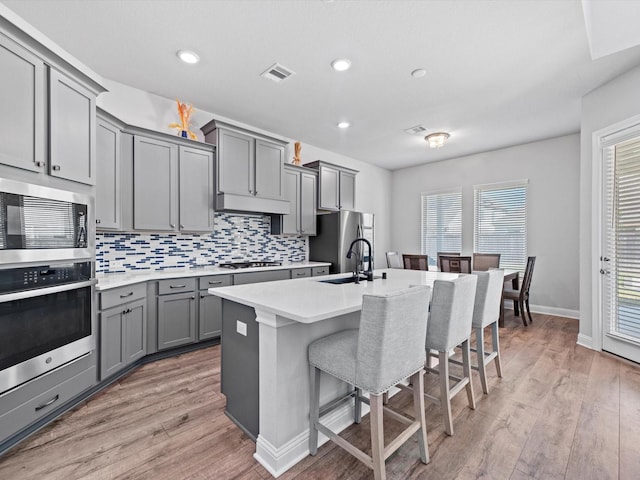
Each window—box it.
[421,191,462,268]
[474,181,528,271]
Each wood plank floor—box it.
[1,311,639,480]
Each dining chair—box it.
[403,254,429,271]
[439,255,472,273]
[386,251,404,269]
[472,253,501,271]
[437,252,460,271]
[423,275,478,435]
[504,256,536,326]
[308,286,431,479]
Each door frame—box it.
[591,112,640,353]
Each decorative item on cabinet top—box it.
[292,141,302,165]
[168,99,197,140]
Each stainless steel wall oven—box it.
[0,179,95,395]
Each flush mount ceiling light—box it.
[425,132,450,148]
[177,50,200,64]
[337,121,350,129]
[331,58,352,71]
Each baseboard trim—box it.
[577,333,594,350]
[503,303,579,319]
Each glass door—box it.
[601,134,640,363]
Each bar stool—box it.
[471,270,504,393]
[424,275,477,436]
[308,286,431,480]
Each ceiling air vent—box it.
[261,63,295,82]
[404,124,428,135]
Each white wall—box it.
[580,64,640,343]
[97,79,393,269]
[391,134,580,315]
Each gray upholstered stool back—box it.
[356,286,430,394]
[471,269,504,329]
[426,275,477,352]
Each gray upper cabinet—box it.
[49,69,96,185]
[217,129,253,196]
[179,146,214,232]
[133,136,178,231]
[0,35,45,173]
[96,116,121,229]
[255,139,284,200]
[304,160,358,212]
[201,120,289,215]
[272,164,317,235]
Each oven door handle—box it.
[0,278,98,303]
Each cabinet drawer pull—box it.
[52,165,61,171]
[169,285,186,289]
[208,281,223,285]
[119,291,134,298]
[35,394,59,411]
[296,272,306,276]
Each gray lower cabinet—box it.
[0,34,45,173]
[157,289,197,350]
[99,284,147,381]
[100,299,146,380]
[311,266,329,276]
[291,268,311,279]
[49,69,96,185]
[198,274,232,340]
[0,353,96,446]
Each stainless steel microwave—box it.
[0,179,93,264]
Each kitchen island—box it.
[209,268,460,477]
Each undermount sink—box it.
[319,275,381,284]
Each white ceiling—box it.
[3,0,640,171]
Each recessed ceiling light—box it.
[337,121,350,129]
[177,50,200,64]
[411,69,426,78]
[331,59,352,71]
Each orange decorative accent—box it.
[293,142,302,165]
[168,99,197,140]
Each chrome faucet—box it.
[346,237,374,283]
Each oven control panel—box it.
[0,261,92,294]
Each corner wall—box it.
[390,134,580,315]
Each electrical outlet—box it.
[110,260,125,271]
[236,320,247,336]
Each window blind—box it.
[473,181,527,271]
[605,137,640,340]
[421,191,462,267]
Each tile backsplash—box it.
[96,213,307,273]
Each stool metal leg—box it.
[411,371,430,464]
[370,393,386,480]
[491,321,503,378]
[309,365,321,455]
[476,326,489,394]
[462,339,476,410]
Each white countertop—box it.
[209,268,461,323]
[96,261,331,290]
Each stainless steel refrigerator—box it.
[309,210,374,274]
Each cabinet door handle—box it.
[35,161,45,167]
[254,190,258,196]
[170,224,176,228]
[208,280,223,285]
[122,308,132,314]
[52,165,61,171]
[190,296,195,300]
[96,219,102,224]
[35,394,59,411]
[170,284,186,289]
[200,294,206,298]
[119,292,134,298]
[180,224,185,229]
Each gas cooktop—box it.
[218,261,282,270]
